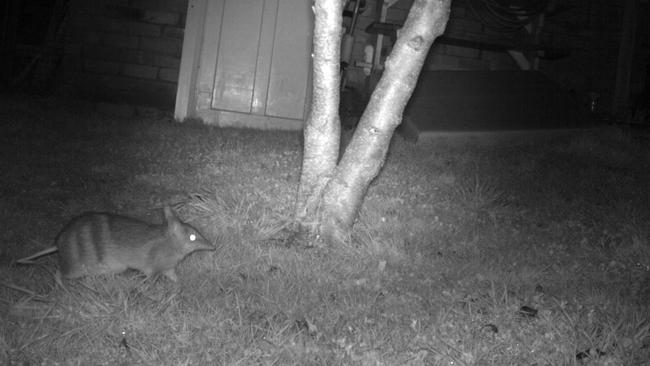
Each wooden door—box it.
[176,0,312,129]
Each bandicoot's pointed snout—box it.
[184,230,215,252]
[198,242,216,251]
[195,236,216,250]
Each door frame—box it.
[174,0,205,123]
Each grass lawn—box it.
[1,94,649,365]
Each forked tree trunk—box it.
[294,0,343,231]
[296,0,451,245]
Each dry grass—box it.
[1,94,649,365]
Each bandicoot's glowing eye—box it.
[189,234,196,241]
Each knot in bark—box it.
[408,36,424,51]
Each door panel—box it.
[211,0,264,113]
[251,0,278,115]
[266,0,312,119]
[198,0,312,124]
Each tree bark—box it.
[295,0,450,245]
[294,0,344,231]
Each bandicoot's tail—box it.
[16,247,58,264]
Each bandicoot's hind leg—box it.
[54,270,67,291]
[162,269,179,282]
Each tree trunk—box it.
[294,0,344,231]
[295,0,451,245]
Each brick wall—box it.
[63,0,188,109]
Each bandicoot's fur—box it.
[17,206,214,281]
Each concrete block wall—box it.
[62,0,188,109]
[344,0,516,82]
[347,0,628,77]
[427,0,517,71]
[538,0,631,112]
[60,0,645,115]
[345,0,643,113]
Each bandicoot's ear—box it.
[163,205,179,223]
[163,205,183,232]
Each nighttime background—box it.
[1,0,649,364]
